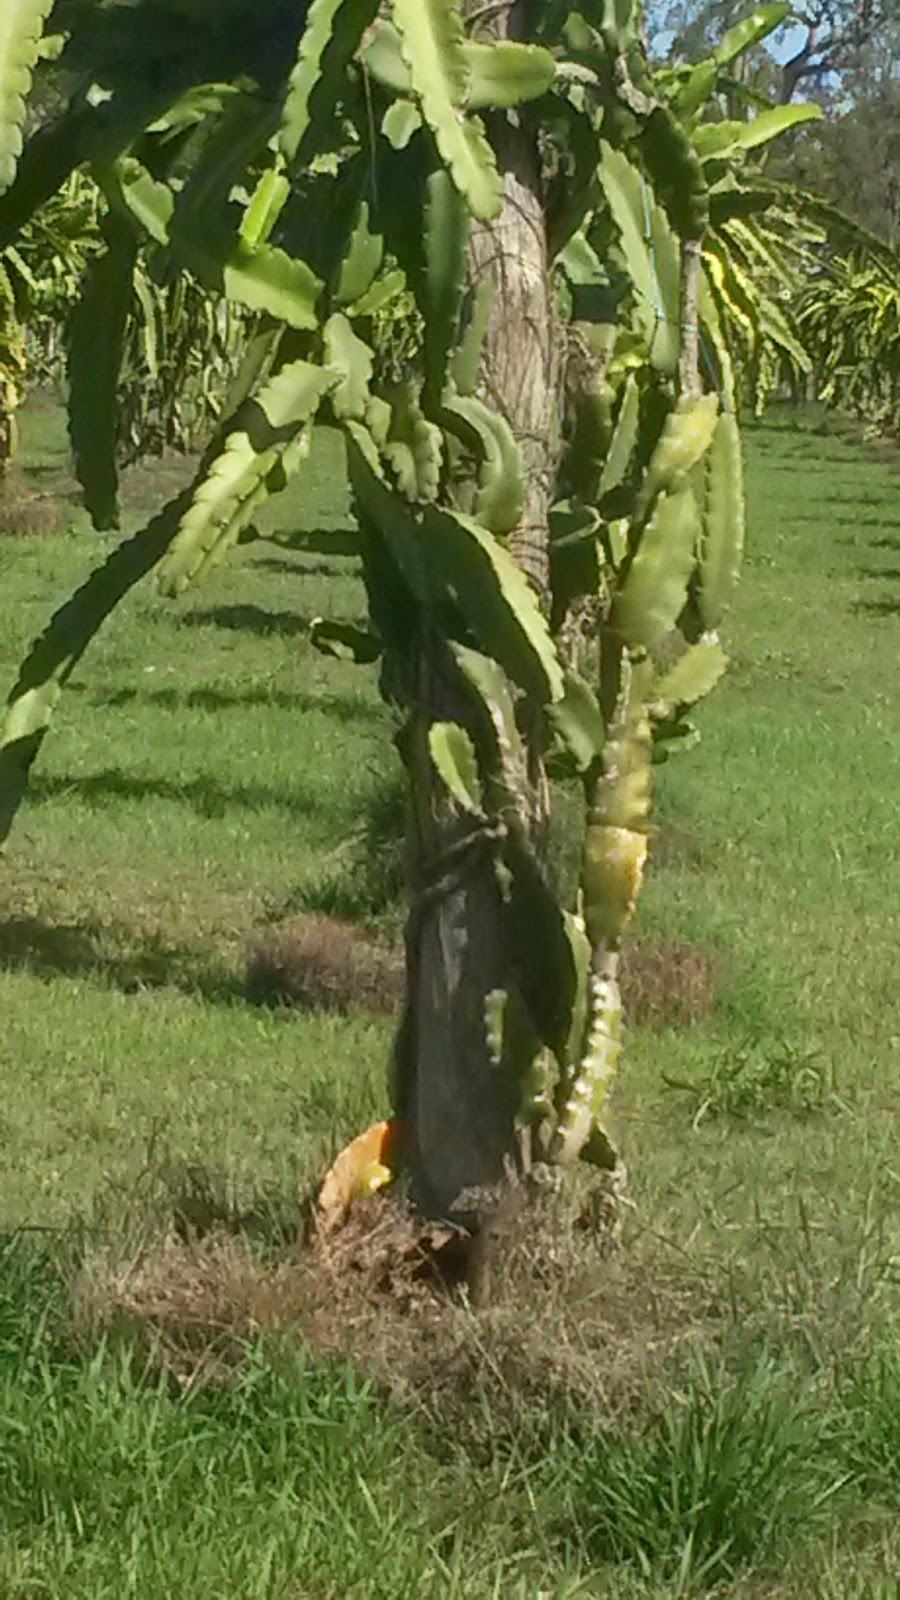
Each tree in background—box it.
[647,0,898,243]
[769,17,900,244]
[646,0,892,101]
[796,250,900,433]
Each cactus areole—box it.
[0,0,810,1243]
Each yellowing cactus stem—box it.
[582,658,652,950]
[582,823,648,952]
[0,265,24,475]
[552,657,654,1166]
[551,954,621,1167]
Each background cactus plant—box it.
[797,250,900,437]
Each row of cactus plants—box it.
[797,251,900,436]
[0,162,250,476]
[0,0,820,1226]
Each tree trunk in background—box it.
[0,283,24,477]
[402,0,558,1223]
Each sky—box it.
[647,9,809,65]
[769,22,811,64]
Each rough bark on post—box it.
[679,237,703,399]
[402,0,558,1228]
[466,2,558,604]
[399,637,521,1222]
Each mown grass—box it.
[0,400,898,1597]
[1,409,398,1220]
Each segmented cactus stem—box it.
[551,955,622,1166]
[550,658,654,1166]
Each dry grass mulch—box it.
[68,1174,726,1438]
[621,938,717,1027]
[246,913,716,1027]
[0,472,65,537]
[245,912,405,1013]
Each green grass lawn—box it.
[1,410,398,1219]
[0,401,898,1598]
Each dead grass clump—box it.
[68,1196,461,1392]
[621,938,716,1026]
[245,912,404,1013]
[0,474,65,537]
[312,1192,469,1311]
[68,1170,725,1438]
[305,1183,728,1437]
[71,1232,294,1383]
[651,819,705,870]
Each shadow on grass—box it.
[30,767,325,818]
[795,512,897,528]
[280,769,407,927]
[251,556,351,578]
[784,492,897,510]
[180,604,316,638]
[67,681,382,724]
[0,913,243,1005]
[18,461,75,491]
[854,599,900,617]
[751,406,900,464]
